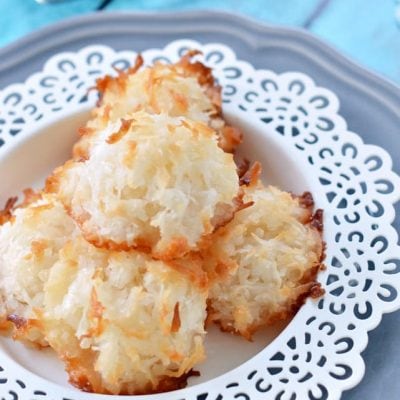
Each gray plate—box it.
[0,10,399,400]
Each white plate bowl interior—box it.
[0,105,316,390]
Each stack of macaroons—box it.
[0,52,324,395]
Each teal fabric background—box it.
[0,0,399,82]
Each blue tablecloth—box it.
[0,0,399,84]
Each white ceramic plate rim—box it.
[0,40,399,400]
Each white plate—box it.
[0,40,399,400]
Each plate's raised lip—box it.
[0,9,399,111]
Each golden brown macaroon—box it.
[49,112,240,260]
[204,174,324,340]
[73,51,242,159]
[0,194,77,345]
[42,236,207,395]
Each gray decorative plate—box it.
[0,11,399,400]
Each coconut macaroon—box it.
[0,193,77,345]
[49,112,240,260]
[42,236,207,395]
[205,170,324,339]
[0,194,208,394]
[73,51,242,159]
